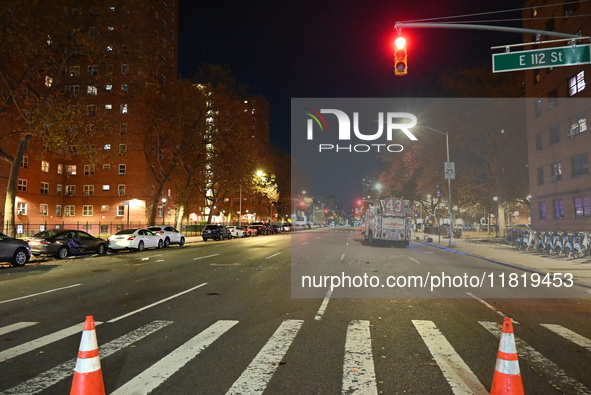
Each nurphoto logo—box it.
[304,107,418,153]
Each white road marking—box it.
[413,320,488,395]
[346,242,349,246]
[541,324,591,352]
[0,284,82,305]
[112,320,238,395]
[342,320,378,395]
[1,320,172,395]
[193,254,220,260]
[265,252,282,259]
[0,321,102,363]
[340,253,345,261]
[466,293,519,324]
[314,289,333,321]
[107,283,207,323]
[0,322,37,336]
[480,321,591,394]
[408,257,421,264]
[226,319,303,394]
[301,242,308,245]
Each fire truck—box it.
[363,197,412,246]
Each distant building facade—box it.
[524,0,591,231]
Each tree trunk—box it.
[2,135,30,237]
[175,203,185,230]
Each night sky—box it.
[178,1,523,153]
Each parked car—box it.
[241,226,253,237]
[250,222,271,235]
[147,225,186,247]
[282,223,293,232]
[226,226,245,238]
[26,229,107,259]
[246,226,258,236]
[0,232,31,267]
[202,225,231,241]
[108,228,164,251]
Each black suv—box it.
[201,225,231,241]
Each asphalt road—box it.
[1,228,590,394]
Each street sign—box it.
[444,162,455,180]
[492,44,591,73]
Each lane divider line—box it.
[342,320,378,395]
[540,324,591,352]
[113,320,238,395]
[265,252,282,260]
[0,284,82,305]
[0,322,38,336]
[314,289,333,321]
[413,320,488,395]
[2,320,172,395]
[480,321,591,394]
[193,254,220,260]
[466,292,520,324]
[226,320,303,394]
[107,283,207,323]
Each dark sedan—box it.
[26,229,107,259]
[0,232,31,267]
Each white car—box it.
[147,226,186,247]
[226,226,245,238]
[108,229,164,251]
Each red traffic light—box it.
[393,36,408,76]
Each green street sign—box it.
[492,44,591,73]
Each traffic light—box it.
[394,36,408,76]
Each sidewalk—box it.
[415,232,591,289]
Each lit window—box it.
[551,162,562,181]
[120,104,128,114]
[105,104,112,110]
[65,165,77,175]
[57,164,63,174]
[17,202,27,215]
[83,205,93,216]
[117,205,125,216]
[65,205,75,217]
[40,204,48,216]
[66,185,76,196]
[87,86,98,95]
[574,197,591,217]
[106,84,113,91]
[102,185,110,191]
[21,156,29,168]
[104,144,111,150]
[569,71,586,96]
[118,185,126,196]
[45,76,53,87]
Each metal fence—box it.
[3,221,207,239]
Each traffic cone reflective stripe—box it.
[490,318,524,395]
[70,316,105,395]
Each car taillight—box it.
[127,236,136,240]
[39,240,51,245]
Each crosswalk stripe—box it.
[1,320,172,395]
[226,319,303,395]
[0,321,103,363]
[342,320,378,395]
[112,320,238,395]
[479,321,591,395]
[0,322,38,336]
[413,320,488,395]
[540,324,591,352]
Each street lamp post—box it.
[422,126,453,247]
[161,198,167,225]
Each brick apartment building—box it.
[523,0,591,231]
[0,2,179,236]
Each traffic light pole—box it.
[394,22,582,41]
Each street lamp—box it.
[421,126,454,247]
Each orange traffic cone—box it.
[70,316,105,395]
[490,317,524,395]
